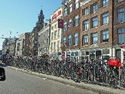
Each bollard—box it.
[119,66,121,88]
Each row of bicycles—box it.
[3,56,125,88]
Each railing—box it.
[3,56,125,89]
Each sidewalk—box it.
[3,64,125,94]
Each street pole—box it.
[61,0,66,60]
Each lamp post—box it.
[61,0,66,60]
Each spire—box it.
[38,8,44,23]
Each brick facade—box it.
[80,0,113,49]
[63,0,81,59]
[113,0,125,46]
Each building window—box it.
[83,35,88,45]
[82,7,89,16]
[118,28,125,44]
[101,30,109,43]
[101,0,108,7]
[118,0,123,2]
[55,31,57,38]
[64,7,67,17]
[91,3,98,14]
[63,21,67,31]
[58,29,60,37]
[118,7,125,23]
[54,42,56,51]
[68,0,71,2]
[83,20,89,31]
[63,36,66,44]
[92,33,98,44]
[68,4,72,14]
[74,15,79,27]
[68,18,72,29]
[74,32,78,46]
[74,0,79,10]
[68,34,72,46]
[91,16,98,28]
[101,12,109,25]
[51,32,53,39]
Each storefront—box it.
[81,47,111,61]
[81,46,125,64]
[65,49,80,61]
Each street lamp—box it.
[61,0,66,60]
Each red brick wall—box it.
[113,0,125,46]
[80,0,113,49]
[63,0,80,49]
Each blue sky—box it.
[0,0,62,50]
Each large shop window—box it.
[82,51,86,55]
[67,51,70,56]
[116,49,121,60]
[102,49,109,54]
[86,51,89,55]
[90,51,95,60]
[96,50,101,60]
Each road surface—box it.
[0,64,97,94]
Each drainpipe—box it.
[111,0,115,58]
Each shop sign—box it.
[52,10,61,21]
[58,19,63,28]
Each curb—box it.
[5,65,125,94]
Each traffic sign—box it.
[61,46,65,51]
[62,52,65,56]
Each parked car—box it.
[0,67,6,81]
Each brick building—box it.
[113,0,125,63]
[62,0,81,59]
[80,0,114,60]
[61,0,125,63]
[80,0,125,63]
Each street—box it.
[0,65,97,94]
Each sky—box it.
[0,0,62,50]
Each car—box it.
[0,67,6,81]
